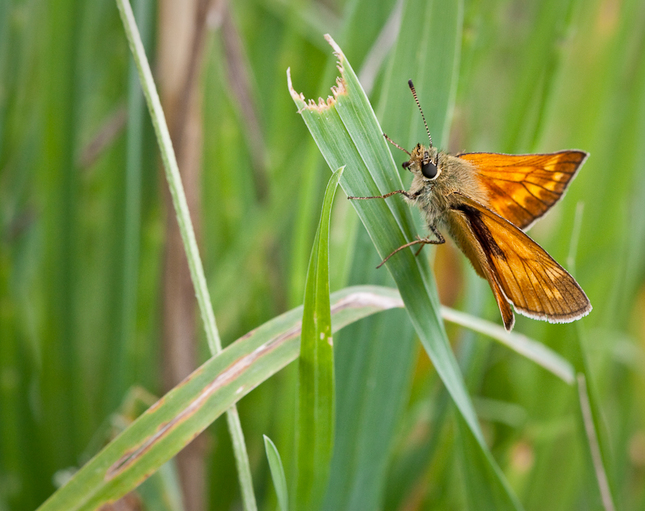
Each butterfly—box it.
[349,80,591,331]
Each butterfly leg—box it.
[414,224,445,256]
[348,190,421,201]
[377,227,445,268]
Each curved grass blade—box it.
[440,306,574,384]
[288,35,522,510]
[295,167,343,509]
[264,435,289,511]
[35,286,403,511]
[568,205,617,510]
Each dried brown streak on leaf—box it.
[331,291,404,314]
[107,448,140,479]
[263,323,302,348]
[171,365,206,393]
[147,397,166,414]
[238,326,259,343]
[106,289,403,480]
[105,325,302,480]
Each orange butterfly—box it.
[350,80,591,331]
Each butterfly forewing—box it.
[450,194,591,327]
[457,151,588,230]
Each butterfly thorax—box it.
[403,145,488,229]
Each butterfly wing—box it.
[447,193,591,330]
[457,150,588,230]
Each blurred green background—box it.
[1,0,645,509]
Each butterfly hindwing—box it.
[449,193,591,329]
[457,150,588,230]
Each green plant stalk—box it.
[114,1,256,509]
[567,204,617,509]
[577,374,616,511]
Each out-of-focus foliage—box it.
[1,0,644,509]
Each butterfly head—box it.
[403,143,442,181]
[402,80,442,181]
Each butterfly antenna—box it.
[408,80,433,147]
[383,133,411,155]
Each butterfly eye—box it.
[421,160,438,179]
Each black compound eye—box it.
[421,160,438,179]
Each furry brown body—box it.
[403,144,491,281]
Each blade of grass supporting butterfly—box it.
[321,4,465,508]
[375,3,519,506]
[288,35,522,510]
[456,411,517,511]
[36,285,404,511]
[264,435,289,511]
[294,167,343,510]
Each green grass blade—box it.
[136,461,185,511]
[295,166,343,510]
[35,286,403,511]
[114,1,257,507]
[321,5,464,507]
[567,198,617,508]
[577,374,616,511]
[457,413,516,510]
[288,35,522,510]
[322,227,416,511]
[264,435,289,511]
[378,0,463,149]
[500,0,582,153]
[115,0,219,357]
[107,0,152,416]
[440,306,574,384]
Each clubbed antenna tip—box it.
[407,79,433,147]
